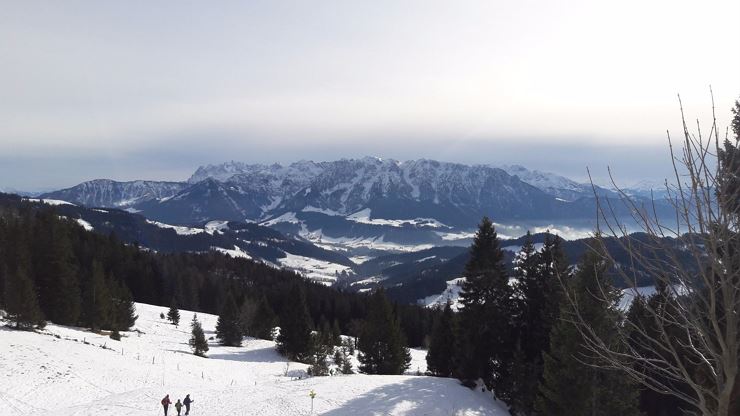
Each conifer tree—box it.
[42,223,81,325]
[455,217,514,391]
[252,294,278,340]
[277,285,313,361]
[357,288,411,375]
[627,287,691,415]
[216,291,242,346]
[307,331,332,376]
[3,266,44,330]
[82,261,112,331]
[238,296,257,336]
[167,297,180,326]
[426,302,456,377]
[508,233,569,414]
[189,314,209,357]
[331,319,342,346]
[109,277,137,331]
[535,248,641,416]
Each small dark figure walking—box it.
[175,399,183,416]
[183,394,193,415]
[161,394,172,416]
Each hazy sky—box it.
[1,0,738,191]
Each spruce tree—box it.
[455,217,514,392]
[426,302,456,377]
[307,332,332,376]
[109,277,137,331]
[216,291,242,347]
[252,295,278,340]
[189,314,209,357]
[167,297,180,326]
[42,223,81,325]
[82,261,112,331]
[535,248,641,416]
[357,288,411,375]
[508,232,569,414]
[627,287,691,415]
[277,284,313,361]
[3,266,44,330]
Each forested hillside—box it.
[0,194,437,347]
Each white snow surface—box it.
[25,198,75,206]
[278,253,353,285]
[420,278,466,311]
[346,208,448,229]
[211,245,252,260]
[0,303,510,416]
[75,218,94,231]
[147,220,206,236]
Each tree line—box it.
[0,198,434,374]
[426,217,688,415]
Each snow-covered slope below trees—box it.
[0,303,510,416]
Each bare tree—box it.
[567,93,740,416]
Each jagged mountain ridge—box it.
[41,158,662,230]
[42,179,187,209]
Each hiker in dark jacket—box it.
[161,395,172,416]
[183,394,193,415]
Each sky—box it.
[1,0,739,191]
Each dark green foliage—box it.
[277,285,313,361]
[507,233,569,414]
[3,266,44,330]
[109,330,121,341]
[189,314,209,357]
[627,287,694,415]
[252,295,278,340]
[333,347,353,374]
[455,217,514,392]
[167,298,180,326]
[535,247,641,416]
[357,289,411,375]
[216,292,242,347]
[0,195,434,361]
[81,261,111,331]
[331,320,342,346]
[40,221,82,326]
[109,278,137,331]
[426,302,456,377]
[307,332,332,376]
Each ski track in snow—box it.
[0,303,510,416]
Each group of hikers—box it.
[161,394,194,416]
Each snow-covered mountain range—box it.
[42,158,636,223]
[39,158,672,260]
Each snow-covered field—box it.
[0,303,510,416]
[420,278,466,311]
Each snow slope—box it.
[0,303,510,416]
[420,278,466,311]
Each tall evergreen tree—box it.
[41,222,81,325]
[82,261,112,331]
[167,297,180,326]
[189,314,209,357]
[3,266,44,330]
[109,277,137,331]
[508,233,569,414]
[277,284,313,361]
[216,291,242,346]
[455,217,514,392]
[357,288,411,375]
[426,302,456,377]
[627,286,693,416]
[535,248,641,416]
[252,295,278,340]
